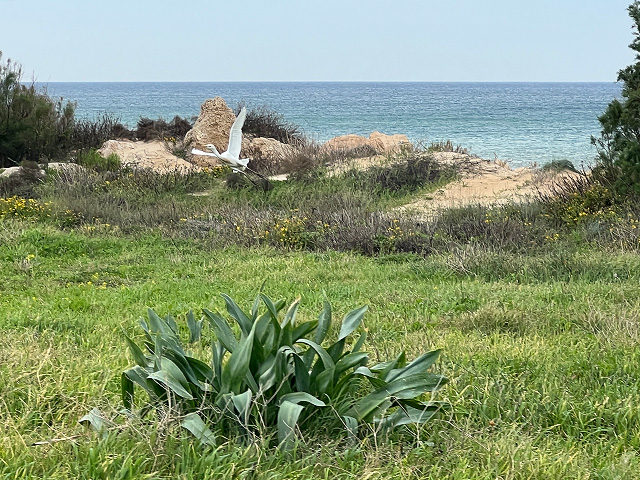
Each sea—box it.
[41,82,622,168]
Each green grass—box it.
[2,218,640,479]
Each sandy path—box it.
[396,152,582,218]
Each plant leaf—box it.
[203,309,239,353]
[280,392,326,407]
[231,390,253,426]
[181,412,216,446]
[338,305,368,341]
[385,349,442,383]
[148,357,194,400]
[297,339,335,369]
[221,293,252,336]
[278,400,304,451]
[124,333,148,367]
[121,372,135,410]
[79,407,112,432]
[221,322,256,393]
[282,297,301,328]
[186,310,202,344]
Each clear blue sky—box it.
[0,0,635,82]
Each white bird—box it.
[191,107,250,172]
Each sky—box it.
[0,0,636,82]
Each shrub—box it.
[135,116,192,141]
[235,103,303,145]
[592,1,640,197]
[425,140,468,154]
[341,153,457,194]
[0,52,75,167]
[69,114,132,151]
[117,292,447,450]
[75,149,121,173]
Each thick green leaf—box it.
[291,320,317,343]
[282,297,301,329]
[335,352,369,377]
[293,355,310,393]
[378,403,443,432]
[314,367,336,397]
[231,390,253,425]
[203,309,239,353]
[181,413,216,446]
[352,331,367,353]
[258,346,295,392]
[186,310,202,344]
[385,349,442,383]
[338,305,368,341]
[280,392,326,407]
[121,373,135,410]
[313,297,332,345]
[260,293,280,321]
[123,365,159,399]
[373,352,407,381]
[79,408,112,432]
[297,339,335,369]
[278,400,304,451]
[221,293,252,336]
[221,322,256,393]
[148,357,194,400]
[124,333,148,368]
[185,356,214,384]
[342,415,358,442]
[347,373,447,422]
[147,308,170,335]
[164,314,178,334]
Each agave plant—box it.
[120,292,447,450]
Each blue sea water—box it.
[42,82,621,168]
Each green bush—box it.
[117,292,447,450]
[75,149,121,172]
[592,1,640,197]
[0,53,76,167]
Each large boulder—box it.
[98,139,200,174]
[248,137,296,161]
[184,97,237,154]
[323,134,371,152]
[368,131,411,153]
[323,132,412,155]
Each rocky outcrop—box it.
[323,131,411,154]
[247,137,296,162]
[184,97,237,154]
[323,134,371,152]
[0,166,45,179]
[98,139,200,173]
[369,131,412,153]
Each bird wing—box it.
[191,148,218,157]
[226,107,246,159]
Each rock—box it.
[97,139,200,174]
[323,134,370,152]
[323,132,412,154]
[184,97,237,154]
[248,137,295,162]
[0,166,45,179]
[368,131,411,153]
[0,166,23,178]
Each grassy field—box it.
[2,214,640,478]
[2,152,640,478]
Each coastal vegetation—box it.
[3,2,640,478]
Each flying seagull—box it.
[191,107,250,172]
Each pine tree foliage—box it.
[593,1,640,196]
